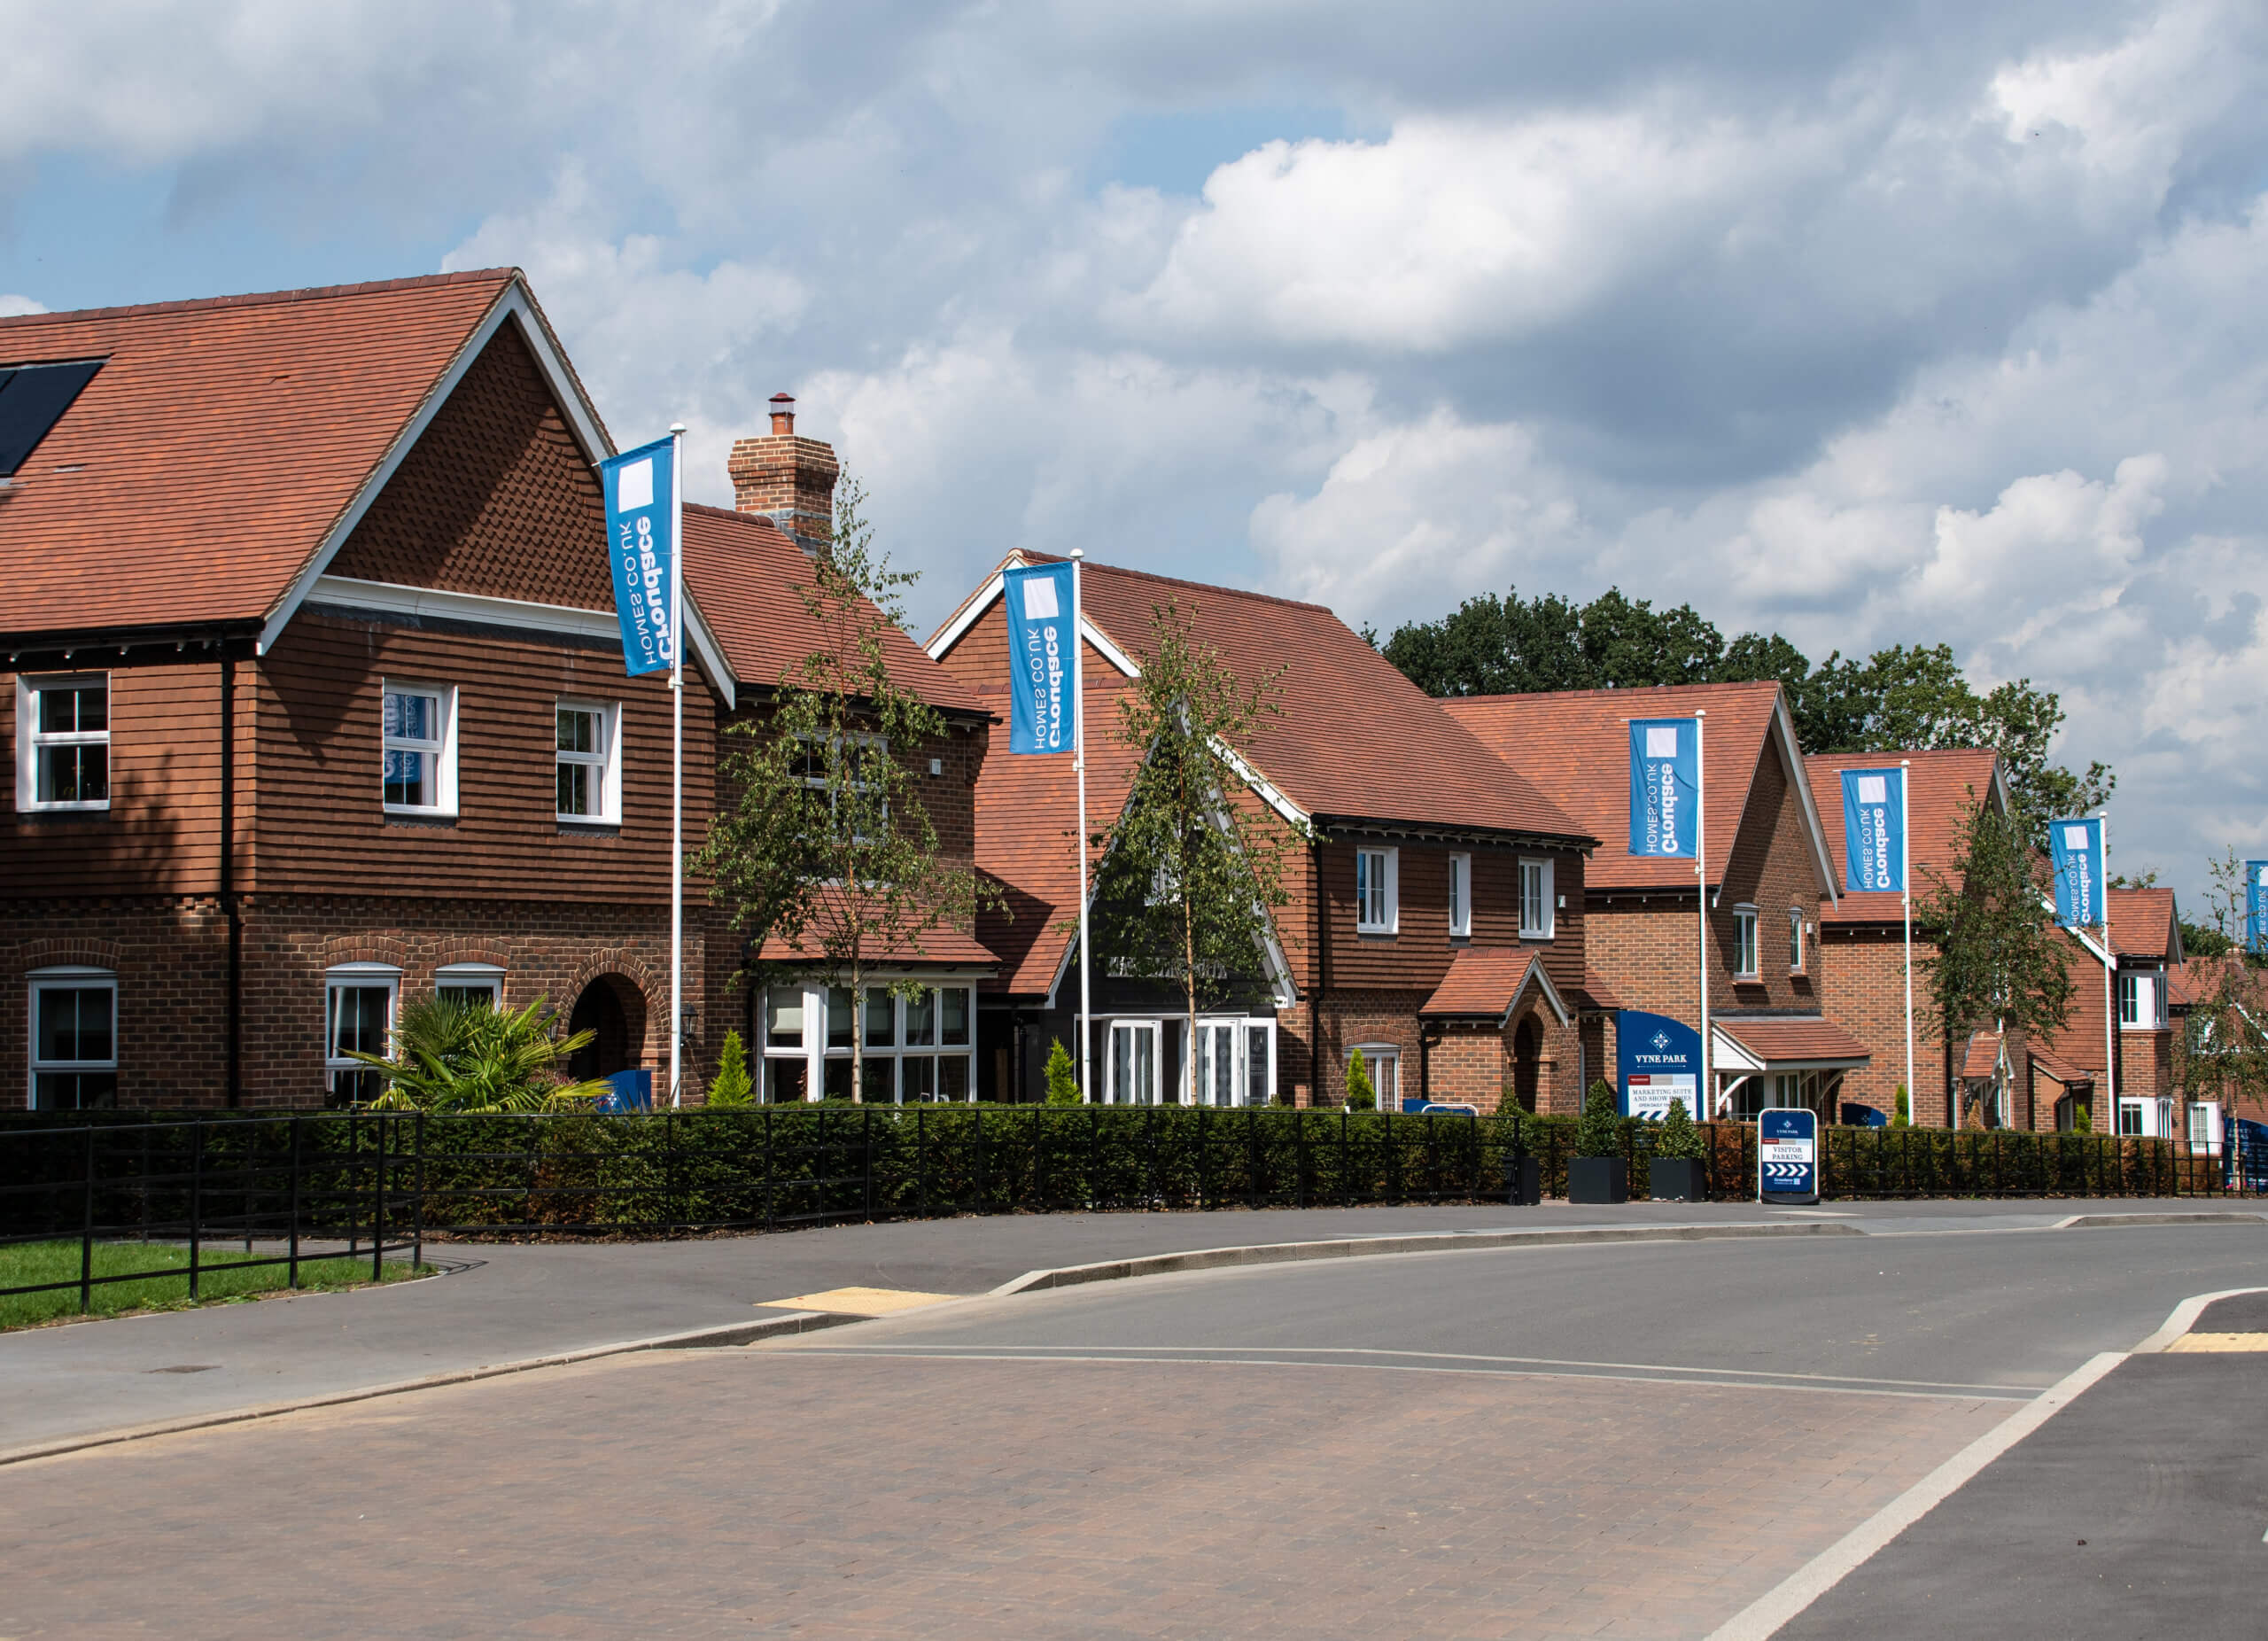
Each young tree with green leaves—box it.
[696,478,998,1103]
[1088,601,1306,1103]
[1916,797,2075,1126]
[1044,1039,1080,1105]
[707,1029,754,1108]
[2170,850,2268,1118]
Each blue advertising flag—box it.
[2048,817,2105,929]
[2247,860,2268,955]
[1627,718,1699,859]
[1840,767,1907,894]
[1003,563,1077,754]
[601,435,676,677]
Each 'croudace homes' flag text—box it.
[2049,817,2105,929]
[1840,767,1907,894]
[1003,562,1077,754]
[602,435,676,677]
[2248,860,2268,955]
[1627,718,1699,859]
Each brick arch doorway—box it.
[568,974,647,1081]
[1511,1016,1542,1114]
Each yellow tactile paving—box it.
[2165,1332,2268,1353]
[757,1287,961,1317]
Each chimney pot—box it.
[769,393,796,436]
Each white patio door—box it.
[1191,1022,1240,1106]
[1108,1021,1159,1105]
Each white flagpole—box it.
[1901,760,1913,1126]
[668,424,686,1108]
[2101,811,2115,1132]
[1696,712,1711,1120]
[1070,549,1092,1104]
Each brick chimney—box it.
[727,393,840,556]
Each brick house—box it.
[1803,748,2008,1126]
[0,270,757,1108]
[1447,682,1866,1121]
[2032,888,2185,1137]
[692,401,997,1106]
[925,556,1606,1112]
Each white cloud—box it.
[0,293,43,316]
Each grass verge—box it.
[0,1240,426,1331]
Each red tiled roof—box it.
[1009,556,1589,843]
[0,271,524,638]
[2108,887,2179,960]
[1419,948,1562,1022]
[757,912,996,968]
[2167,953,2264,1009]
[1442,681,1800,890]
[1578,966,1624,1012]
[1804,749,2003,925]
[1713,1015,1872,1066]
[680,504,986,716]
[1960,1030,2005,1080]
[2029,1045,2092,1087]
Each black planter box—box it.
[1567,1156,1627,1204]
[1504,1155,1541,1205]
[1648,1157,1708,1202]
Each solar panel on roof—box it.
[0,359,103,477]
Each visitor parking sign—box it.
[1758,1108,1818,1204]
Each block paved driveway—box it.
[7,1224,2264,1640]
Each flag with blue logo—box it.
[602,435,676,677]
[1627,718,1699,858]
[2248,860,2268,955]
[1839,767,1907,894]
[1003,562,1078,754]
[2048,817,2105,929]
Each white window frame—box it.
[1733,904,1759,979]
[1107,1018,1162,1106]
[1788,907,1806,974]
[1518,858,1555,940]
[1348,1044,1401,1108]
[1355,846,1398,934]
[17,673,112,813]
[554,697,621,825]
[380,680,458,818]
[2118,969,2165,1030]
[791,981,976,1105]
[28,966,117,1108]
[1184,1015,1278,1108]
[324,962,401,1105]
[1447,852,1472,939]
[433,962,505,1008]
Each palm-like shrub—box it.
[350,996,612,1114]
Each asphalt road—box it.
[2,1214,2261,1638]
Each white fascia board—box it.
[2045,894,2116,968]
[1710,1026,1767,1073]
[925,557,1142,681]
[308,576,736,710]
[1773,694,1838,906]
[1210,736,1307,828]
[1501,956,1572,1029]
[260,284,615,657]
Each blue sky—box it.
[4,0,2265,906]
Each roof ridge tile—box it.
[0,268,520,331]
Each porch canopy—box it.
[1418,948,1571,1027]
[1711,1015,1871,1119]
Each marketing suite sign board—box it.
[1003,562,1078,755]
[1627,718,1699,859]
[1759,1107,1819,1203]
[600,435,676,678]
[1619,1009,1702,1121]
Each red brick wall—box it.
[1815,925,1938,1120]
[0,893,695,1111]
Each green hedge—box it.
[0,1106,2214,1240]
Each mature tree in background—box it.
[1089,602,1305,1100]
[698,478,997,1102]
[1916,797,2075,1126]
[1379,587,2110,849]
